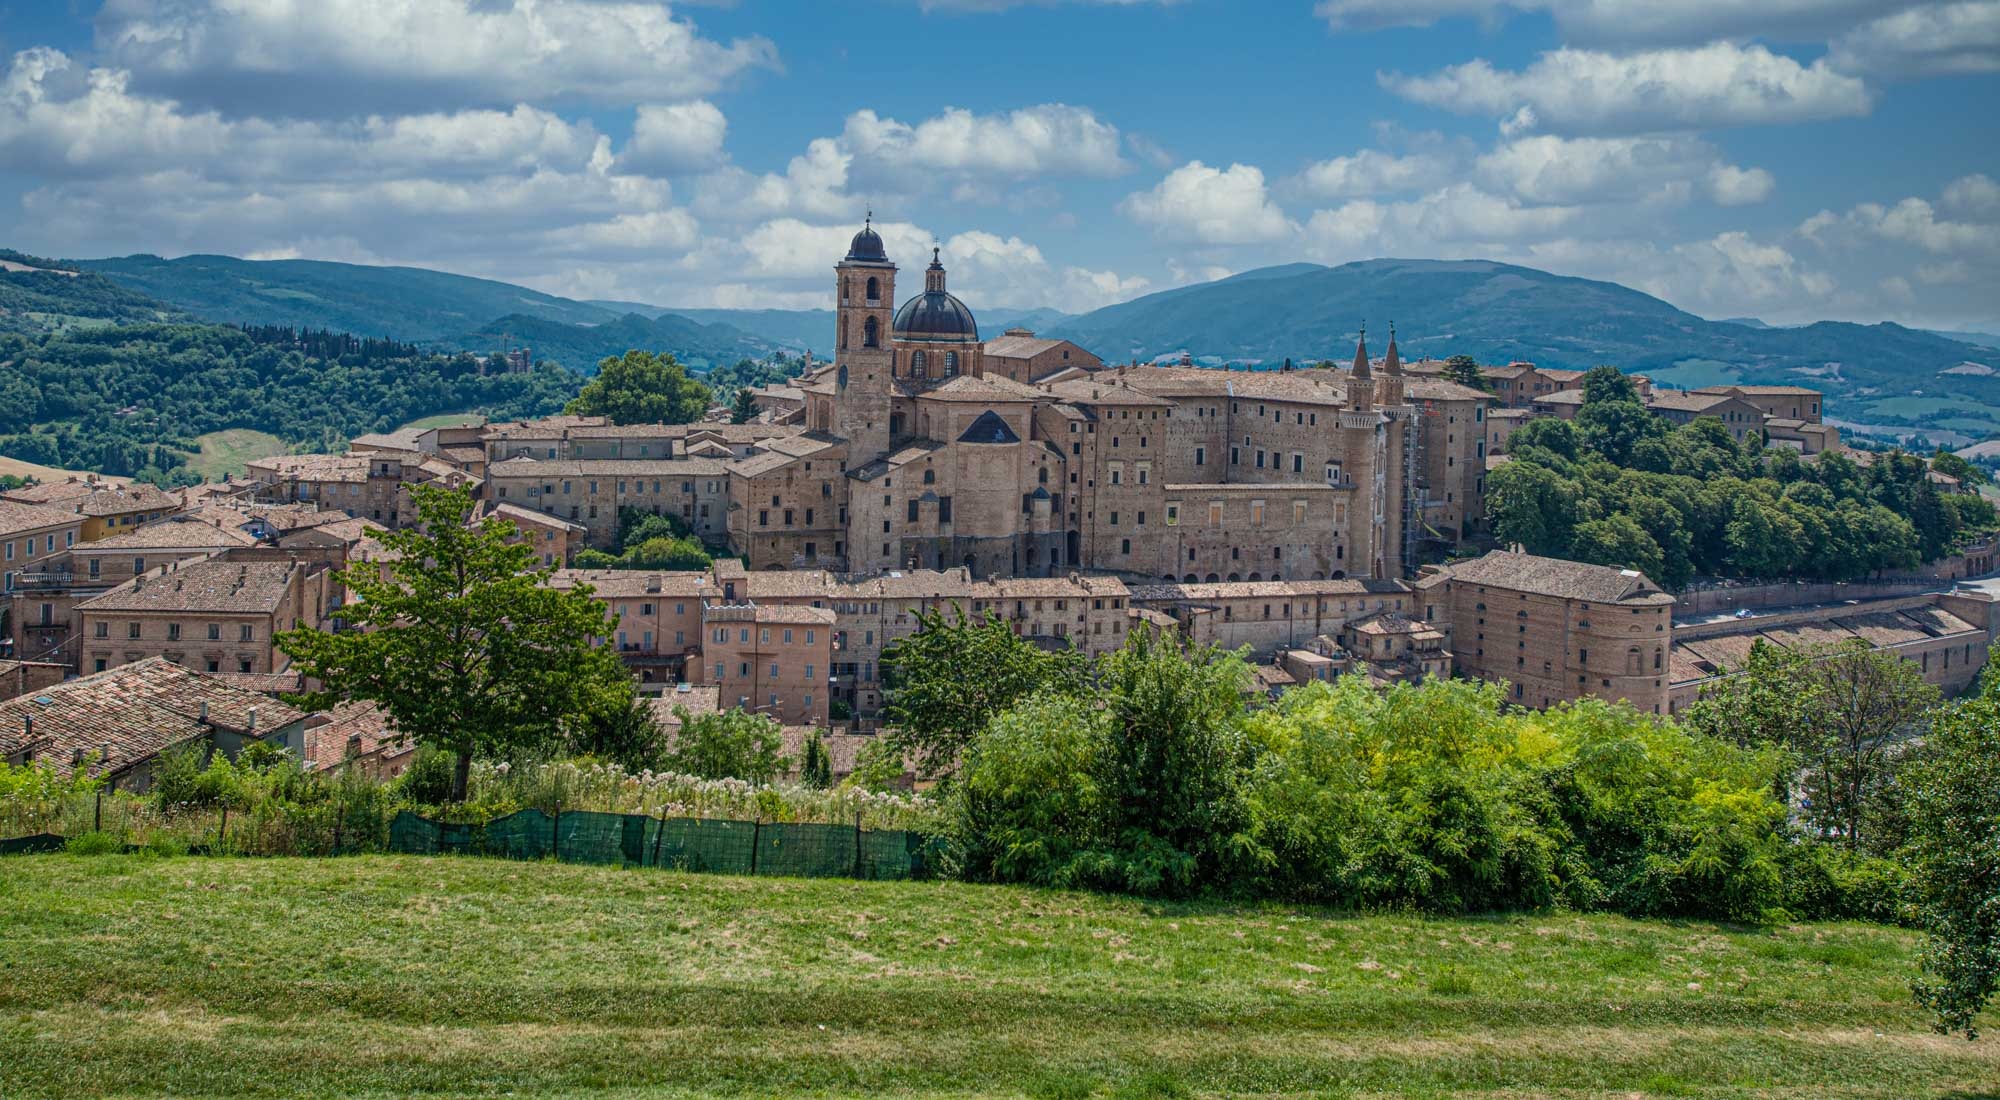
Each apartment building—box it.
[75,557,331,676]
[1129,577,1415,656]
[698,602,836,726]
[2,478,180,540]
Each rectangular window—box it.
[240,625,254,642]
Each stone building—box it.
[1,499,82,598]
[1417,549,1676,714]
[698,602,835,727]
[1128,577,1416,656]
[2,478,180,541]
[74,557,332,676]
[475,221,1425,580]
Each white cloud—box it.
[1289,149,1452,200]
[1384,43,1873,134]
[94,0,778,115]
[1943,174,2000,218]
[618,101,728,177]
[1301,183,1581,260]
[0,49,604,182]
[1318,0,1930,45]
[840,104,1128,182]
[1120,161,1295,245]
[1473,134,1770,206]
[690,138,855,222]
[1829,1,2000,77]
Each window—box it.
[207,623,220,640]
[128,622,140,639]
[1250,500,1265,525]
[1194,446,1205,467]
[240,624,255,642]
[863,316,879,347]
[1166,503,1180,526]
[95,621,108,639]
[938,497,952,523]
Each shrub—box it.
[949,692,1109,887]
[397,748,458,806]
[64,831,121,855]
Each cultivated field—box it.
[0,855,1992,1098]
[184,428,287,480]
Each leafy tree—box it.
[1507,416,1580,461]
[1089,629,1255,896]
[1442,354,1489,391]
[1577,396,1667,466]
[663,708,788,783]
[800,730,833,789]
[882,607,1090,782]
[1931,448,1988,487]
[1580,365,1641,405]
[564,349,712,425]
[1569,513,1665,581]
[278,485,626,800]
[566,681,669,770]
[1907,657,2000,1038]
[730,387,758,424]
[1485,460,1580,556]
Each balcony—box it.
[11,571,102,592]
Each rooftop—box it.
[0,657,306,778]
[77,559,303,615]
[1434,550,1673,606]
[0,499,82,538]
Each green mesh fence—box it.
[385,808,933,881]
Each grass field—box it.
[0,854,1992,1098]
[396,411,486,432]
[183,428,288,481]
[0,455,116,483]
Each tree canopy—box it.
[564,349,712,425]
[881,607,1089,782]
[278,485,627,800]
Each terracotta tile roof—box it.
[213,670,306,694]
[1037,378,1174,407]
[478,500,587,532]
[917,374,1044,403]
[984,334,1068,359]
[77,559,301,615]
[1646,391,1737,414]
[348,428,426,450]
[248,453,373,483]
[649,684,723,726]
[1129,578,1407,601]
[92,518,259,551]
[967,574,1131,600]
[3,478,104,506]
[0,657,306,778]
[1436,550,1672,605]
[1404,378,1494,403]
[548,569,714,598]
[301,700,410,770]
[1695,384,1822,397]
[0,499,81,538]
[1119,366,1352,405]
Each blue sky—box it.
[0,1,1995,329]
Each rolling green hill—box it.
[453,311,777,373]
[1045,258,2000,439]
[0,250,183,334]
[78,253,621,341]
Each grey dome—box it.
[894,290,979,342]
[846,222,887,263]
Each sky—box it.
[0,0,1995,330]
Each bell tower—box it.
[1376,321,1406,407]
[831,214,897,462]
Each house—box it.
[0,657,309,791]
[74,557,332,676]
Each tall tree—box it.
[564,349,712,425]
[730,387,758,424]
[1442,354,1489,391]
[279,485,626,800]
[1906,658,2000,1038]
[882,607,1090,782]
[663,708,789,783]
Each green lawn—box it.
[183,427,288,480]
[0,855,1991,1098]
[396,411,486,432]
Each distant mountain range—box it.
[44,250,2000,441]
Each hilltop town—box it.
[3,223,1995,786]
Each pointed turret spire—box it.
[1351,323,1372,379]
[1384,321,1402,376]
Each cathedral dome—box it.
[893,247,979,343]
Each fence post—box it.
[853,810,863,880]
[94,788,102,834]
[749,818,761,876]
[650,804,669,868]
[217,804,229,855]
[551,803,562,862]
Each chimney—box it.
[22,714,32,740]
[247,706,258,732]
[198,701,209,722]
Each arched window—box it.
[911,350,927,377]
[836,364,848,389]
[865,276,879,302]
[841,276,850,303]
[863,316,879,348]
[922,468,935,484]
[1038,467,1049,484]
[944,351,959,375]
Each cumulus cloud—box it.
[1119,161,1295,245]
[0,48,603,182]
[1829,1,2000,77]
[1301,183,1582,261]
[1289,149,1454,200]
[840,104,1128,182]
[618,101,728,177]
[94,0,778,116]
[1384,43,1873,134]
[1318,0,1929,45]
[1473,134,1771,206]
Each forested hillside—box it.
[0,250,183,334]
[453,311,774,373]
[0,324,578,484]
